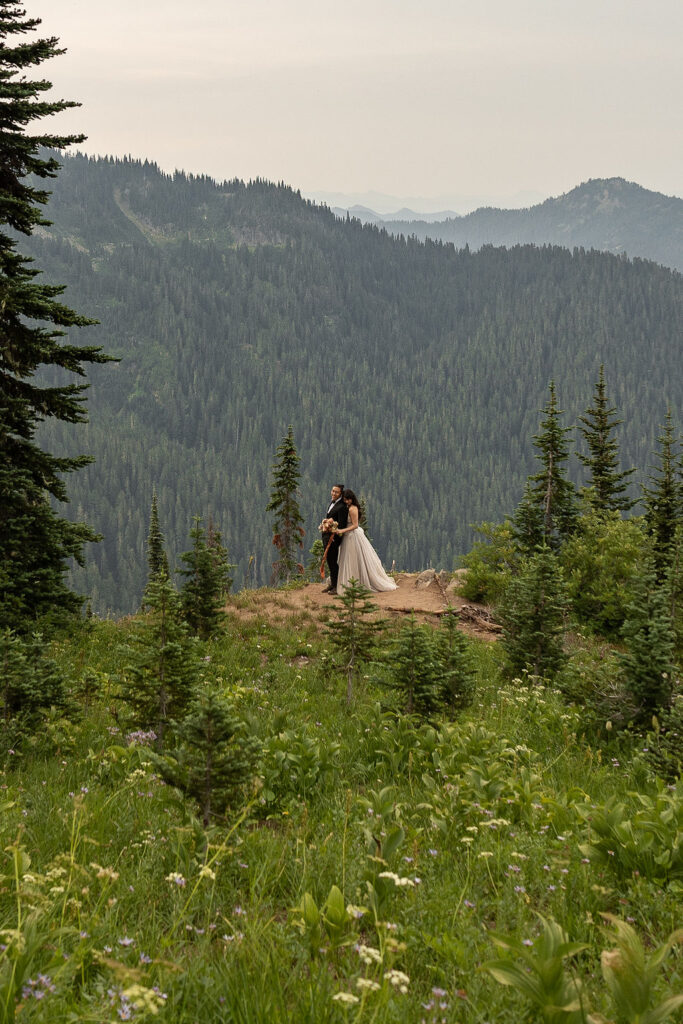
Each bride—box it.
[335,489,398,594]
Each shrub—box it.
[0,630,67,735]
[458,521,517,604]
[560,509,645,635]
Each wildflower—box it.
[356,944,382,965]
[428,848,438,856]
[522,939,534,946]
[22,976,56,1000]
[463,899,476,908]
[346,905,365,919]
[356,978,381,991]
[378,871,415,887]
[139,953,152,964]
[126,729,157,746]
[118,936,135,947]
[332,992,359,1005]
[385,969,410,993]
[199,865,216,881]
[165,872,186,887]
[478,851,493,859]
[233,905,247,916]
[92,863,120,882]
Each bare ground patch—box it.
[224,572,499,640]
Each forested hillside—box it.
[374,178,683,272]
[30,154,682,615]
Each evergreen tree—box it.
[510,482,545,555]
[500,545,569,681]
[524,382,577,548]
[146,492,169,582]
[0,628,66,732]
[386,614,441,716]
[578,365,635,513]
[121,573,197,749]
[0,4,110,628]
[619,559,676,720]
[325,578,386,705]
[266,426,305,584]
[178,517,232,639]
[434,608,476,711]
[206,514,234,597]
[153,685,260,827]
[642,410,681,577]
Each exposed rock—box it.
[414,569,437,589]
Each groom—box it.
[321,483,348,593]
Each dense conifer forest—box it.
[28,154,682,615]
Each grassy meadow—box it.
[1,598,681,1023]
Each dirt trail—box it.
[225,571,500,640]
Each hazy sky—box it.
[34,0,682,208]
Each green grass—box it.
[0,612,681,1023]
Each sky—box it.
[33,0,683,211]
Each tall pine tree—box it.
[143,491,169,605]
[642,410,681,578]
[266,426,305,584]
[525,381,577,547]
[0,3,110,628]
[578,365,635,513]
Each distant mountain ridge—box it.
[340,178,683,272]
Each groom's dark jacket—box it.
[324,498,348,547]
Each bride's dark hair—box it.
[343,488,362,523]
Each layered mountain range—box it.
[336,178,683,272]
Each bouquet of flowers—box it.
[319,517,339,533]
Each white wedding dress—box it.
[336,526,398,594]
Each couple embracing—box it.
[320,485,398,596]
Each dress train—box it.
[336,527,397,594]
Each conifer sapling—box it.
[325,578,386,706]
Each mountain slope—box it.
[366,179,683,272]
[27,155,683,615]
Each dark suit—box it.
[323,498,348,588]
